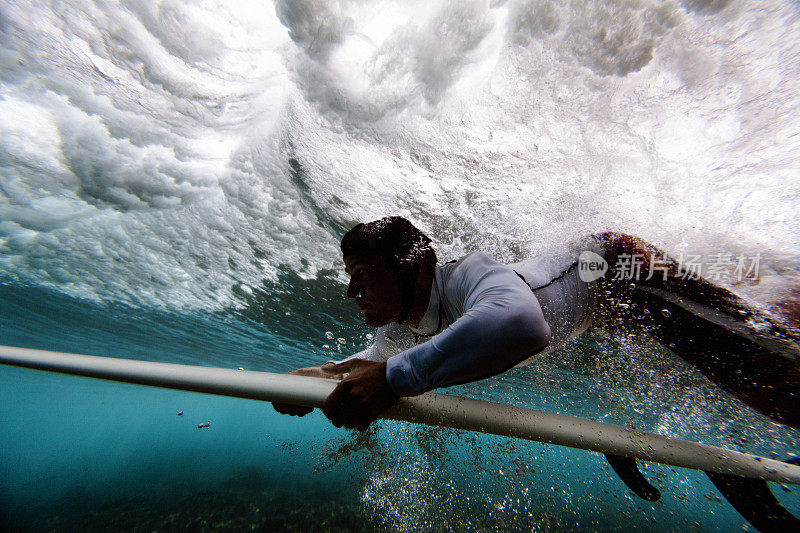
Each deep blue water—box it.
[2,282,799,531]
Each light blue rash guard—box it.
[338,246,598,397]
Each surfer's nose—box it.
[347,278,359,298]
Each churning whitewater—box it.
[1,0,800,531]
[2,0,798,309]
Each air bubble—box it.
[325,331,334,339]
[337,337,346,345]
[662,309,671,318]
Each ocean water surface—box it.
[2,0,800,531]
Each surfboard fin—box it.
[604,453,661,501]
[706,469,800,532]
[604,451,800,532]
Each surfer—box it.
[273,217,800,432]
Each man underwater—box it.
[274,216,800,432]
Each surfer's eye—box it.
[351,266,369,278]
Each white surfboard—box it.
[1,345,798,484]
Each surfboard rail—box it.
[1,345,798,484]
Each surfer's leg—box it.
[632,287,800,428]
[591,232,800,428]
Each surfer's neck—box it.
[401,266,435,329]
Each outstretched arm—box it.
[385,255,551,395]
[323,254,552,429]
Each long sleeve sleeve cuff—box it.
[385,352,426,397]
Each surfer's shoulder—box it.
[441,251,500,273]
[437,252,503,290]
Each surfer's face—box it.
[345,253,403,327]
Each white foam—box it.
[1,0,798,309]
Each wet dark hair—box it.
[341,216,437,323]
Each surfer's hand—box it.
[289,363,346,379]
[321,359,398,431]
[272,364,345,417]
[272,402,314,416]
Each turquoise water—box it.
[3,282,799,531]
[2,0,800,530]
